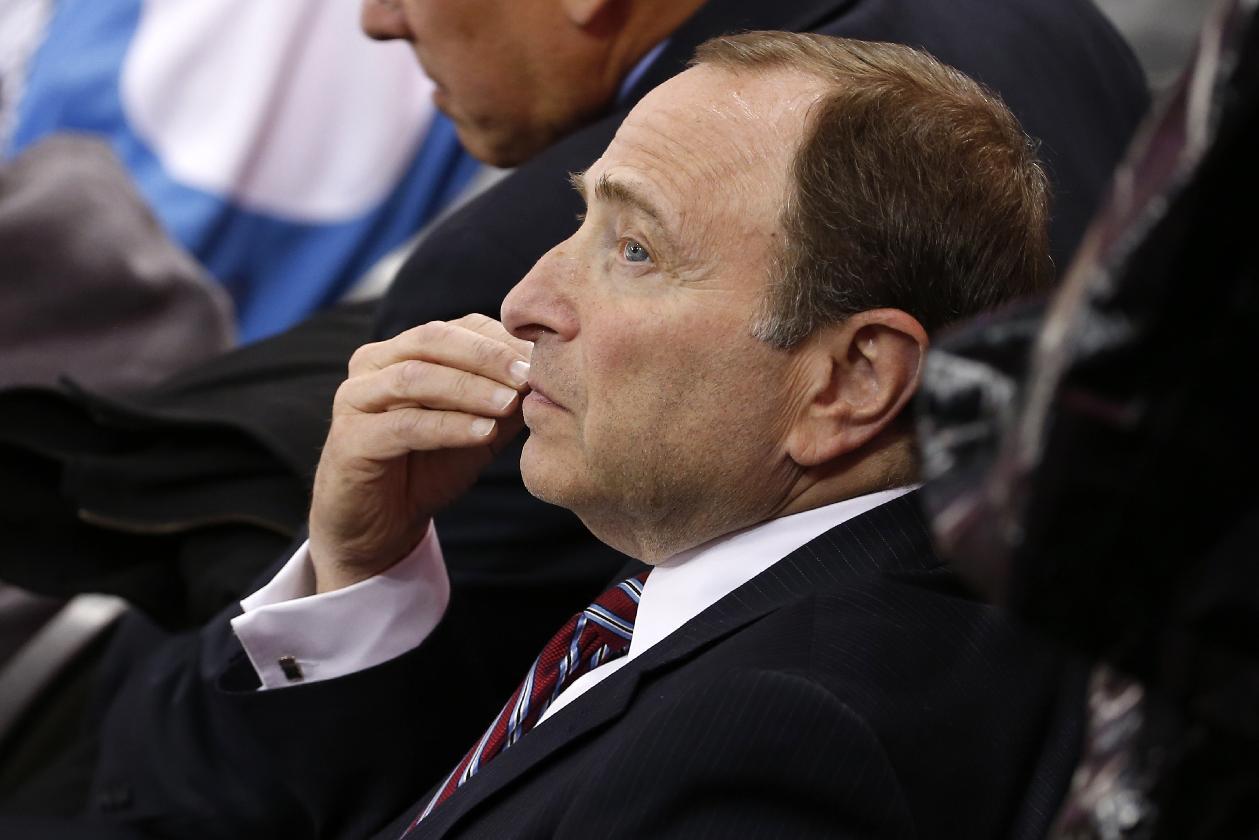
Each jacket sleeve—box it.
[89,589,500,840]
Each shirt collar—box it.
[627,486,919,659]
[616,39,670,106]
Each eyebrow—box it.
[570,169,670,231]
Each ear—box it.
[560,0,615,27]
[785,309,927,468]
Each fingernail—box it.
[509,360,530,386]
[470,418,495,436]
[492,387,516,410]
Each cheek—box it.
[580,317,737,448]
[577,325,670,449]
[443,56,535,131]
[407,0,478,39]
[412,6,500,84]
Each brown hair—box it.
[693,32,1053,347]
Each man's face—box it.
[361,0,612,166]
[502,64,828,560]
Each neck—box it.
[593,0,706,108]
[776,432,920,521]
[584,433,918,566]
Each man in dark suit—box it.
[361,0,1147,703]
[0,0,1146,828]
[57,32,1083,839]
[356,0,1149,729]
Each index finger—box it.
[452,313,534,359]
[348,319,530,388]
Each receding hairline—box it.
[688,30,1053,345]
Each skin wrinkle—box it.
[632,124,770,213]
[598,73,823,285]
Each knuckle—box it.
[347,341,380,374]
[388,408,426,441]
[471,336,500,368]
[332,379,354,409]
[415,320,452,345]
[448,371,472,401]
[394,359,427,396]
[435,411,469,441]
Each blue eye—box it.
[622,239,651,264]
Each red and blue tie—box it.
[406,570,650,832]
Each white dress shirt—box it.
[232,524,450,689]
[232,487,916,701]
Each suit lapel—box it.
[412,492,939,839]
[630,491,942,681]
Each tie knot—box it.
[580,570,649,651]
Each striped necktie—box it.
[406,570,650,832]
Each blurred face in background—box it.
[362,0,627,167]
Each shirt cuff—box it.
[230,524,450,690]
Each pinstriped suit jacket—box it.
[374,493,1084,839]
[81,493,1083,840]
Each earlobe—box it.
[783,349,852,468]
[560,0,611,27]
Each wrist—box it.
[308,525,432,594]
[311,560,380,595]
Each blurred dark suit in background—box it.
[915,0,1259,835]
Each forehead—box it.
[586,64,826,235]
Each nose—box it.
[502,242,581,343]
[361,0,411,40]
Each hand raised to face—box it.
[308,314,533,593]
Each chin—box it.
[448,119,526,168]
[519,440,567,505]
[450,109,572,169]
[519,467,556,506]
[521,440,604,520]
